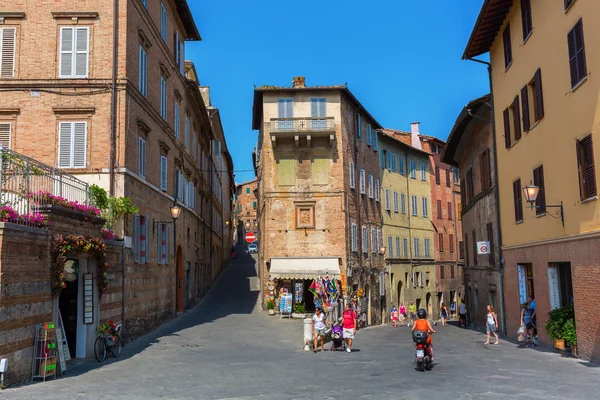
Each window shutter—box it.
[59,28,74,77]
[448,201,452,220]
[72,122,87,168]
[368,175,374,198]
[160,155,168,190]
[75,28,89,77]
[58,122,73,168]
[513,96,522,141]
[375,179,380,202]
[180,41,185,75]
[582,136,596,198]
[160,3,167,42]
[446,169,451,187]
[1,27,16,78]
[422,197,428,217]
[401,193,406,214]
[285,99,293,120]
[521,85,530,131]
[349,162,355,189]
[166,224,171,264]
[533,166,546,214]
[534,69,544,121]
[503,24,512,68]
[139,46,147,96]
[133,214,140,263]
[144,218,150,263]
[513,179,523,222]
[310,98,318,117]
[357,115,362,139]
[437,199,442,219]
[373,130,378,151]
[568,20,587,89]
[503,108,511,148]
[0,122,11,149]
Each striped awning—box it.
[269,257,341,280]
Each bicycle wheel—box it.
[94,336,107,362]
[111,335,122,358]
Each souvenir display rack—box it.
[31,322,57,382]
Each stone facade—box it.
[234,178,258,243]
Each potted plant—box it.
[292,303,306,318]
[563,318,577,356]
[545,303,574,350]
[266,300,276,315]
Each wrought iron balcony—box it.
[269,117,335,147]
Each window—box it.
[366,124,372,146]
[277,99,293,130]
[393,191,399,213]
[447,202,453,220]
[160,76,167,120]
[160,3,168,42]
[577,135,596,199]
[184,116,190,149]
[368,175,374,199]
[457,203,462,220]
[381,150,387,169]
[422,197,428,218]
[440,265,445,280]
[453,168,459,183]
[449,234,454,253]
[487,223,495,265]
[410,160,416,179]
[385,189,391,211]
[503,107,511,149]
[420,163,427,181]
[173,102,181,139]
[391,152,397,172]
[424,238,430,258]
[371,228,376,254]
[437,199,443,219]
[157,223,170,264]
[362,226,368,253]
[531,69,544,123]
[310,98,327,129]
[414,238,420,258]
[349,162,355,189]
[0,27,16,78]
[533,165,546,214]
[564,0,575,10]
[396,237,400,258]
[160,155,168,190]
[373,129,379,151]
[357,114,362,139]
[403,238,408,258]
[451,265,455,279]
[438,232,444,252]
[0,122,12,149]
[253,201,257,209]
[58,122,87,168]
[411,195,418,216]
[435,166,440,185]
[134,215,150,264]
[521,0,533,40]
[351,224,358,252]
[387,236,393,257]
[503,24,512,68]
[466,168,475,204]
[513,178,523,222]
[459,240,464,260]
[472,231,478,267]
[360,169,366,194]
[398,155,405,175]
[401,193,406,214]
[446,169,451,187]
[568,19,587,89]
[375,179,380,202]
[138,138,147,178]
[480,149,492,190]
[59,27,89,78]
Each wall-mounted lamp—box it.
[522,183,564,226]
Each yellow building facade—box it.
[464,0,600,361]
[379,132,436,316]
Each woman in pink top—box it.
[399,302,407,326]
[342,302,357,353]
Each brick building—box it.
[442,94,503,331]
[252,77,385,326]
[0,0,233,345]
[234,178,258,243]
[464,0,600,360]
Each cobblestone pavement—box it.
[3,251,599,399]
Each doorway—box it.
[59,260,79,358]
[176,246,184,312]
[397,281,403,308]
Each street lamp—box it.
[245,221,250,230]
[379,246,386,255]
[522,183,564,226]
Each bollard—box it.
[303,318,312,351]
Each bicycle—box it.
[94,322,122,362]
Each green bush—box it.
[545,303,575,341]
[266,300,275,310]
[293,303,306,314]
[563,318,577,346]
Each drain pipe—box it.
[109,0,119,196]
[466,57,507,336]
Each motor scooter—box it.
[412,330,434,372]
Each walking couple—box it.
[311,302,357,353]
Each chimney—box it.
[292,76,306,88]
[411,122,422,150]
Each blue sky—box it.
[186,0,490,184]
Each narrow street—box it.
[4,251,599,400]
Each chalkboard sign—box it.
[55,327,67,375]
[83,273,94,324]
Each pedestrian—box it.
[390,305,399,328]
[520,302,534,347]
[528,295,537,344]
[408,301,417,327]
[399,302,407,326]
[459,299,467,327]
[311,308,328,352]
[342,302,357,353]
[485,305,500,345]
[440,303,448,327]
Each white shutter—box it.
[74,28,89,78]
[160,155,168,190]
[368,175,374,198]
[72,122,87,168]
[371,228,376,254]
[375,179,380,202]
[59,27,74,77]
[385,189,390,210]
[360,169,366,194]
[0,28,16,78]
[58,122,73,168]
[133,214,140,263]
[0,122,11,149]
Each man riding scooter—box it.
[411,308,436,362]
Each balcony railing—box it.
[0,147,90,227]
[270,117,335,134]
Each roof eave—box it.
[176,0,201,41]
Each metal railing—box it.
[0,147,90,227]
[270,117,335,133]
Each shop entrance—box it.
[59,260,79,358]
[301,280,316,312]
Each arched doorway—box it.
[176,246,184,312]
[397,281,403,308]
[426,292,432,318]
